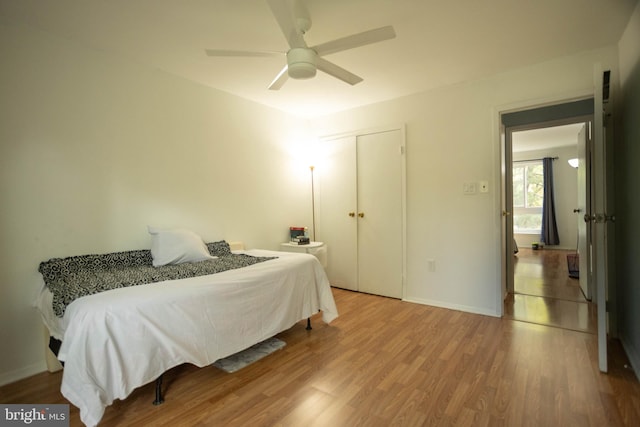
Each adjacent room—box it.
[1,0,640,425]
[505,121,596,333]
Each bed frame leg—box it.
[153,375,164,405]
[306,318,312,330]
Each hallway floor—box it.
[504,248,597,334]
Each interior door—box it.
[315,136,358,290]
[356,130,404,298]
[576,124,591,299]
[593,65,608,372]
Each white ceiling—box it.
[1,0,637,117]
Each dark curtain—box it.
[541,157,560,245]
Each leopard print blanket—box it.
[39,241,276,317]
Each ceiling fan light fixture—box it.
[287,48,317,79]
[207,1,395,89]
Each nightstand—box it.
[280,242,327,268]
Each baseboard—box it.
[0,362,47,387]
[402,296,501,318]
[620,335,640,381]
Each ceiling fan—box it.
[205,0,396,90]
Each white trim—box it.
[399,125,407,300]
[492,108,507,311]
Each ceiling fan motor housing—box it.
[287,48,317,79]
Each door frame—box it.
[494,92,594,315]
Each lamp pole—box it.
[310,165,316,242]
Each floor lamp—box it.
[310,165,316,242]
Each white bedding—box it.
[38,249,338,427]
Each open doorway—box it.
[504,121,596,334]
[500,72,613,372]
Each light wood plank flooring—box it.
[1,288,638,426]
[504,248,597,334]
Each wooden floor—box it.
[2,287,639,426]
[504,248,597,334]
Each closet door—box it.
[357,130,403,298]
[315,136,358,290]
[316,129,404,298]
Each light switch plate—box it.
[463,182,477,195]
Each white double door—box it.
[315,129,404,299]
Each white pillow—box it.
[148,226,215,267]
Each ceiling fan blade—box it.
[205,49,282,58]
[316,57,363,86]
[267,0,307,48]
[312,25,396,56]
[268,65,289,90]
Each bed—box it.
[35,232,338,427]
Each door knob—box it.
[358,212,365,218]
[573,209,582,213]
[502,210,511,217]
[348,212,355,217]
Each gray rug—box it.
[212,337,286,373]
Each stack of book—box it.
[291,236,310,245]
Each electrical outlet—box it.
[427,259,436,272]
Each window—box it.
[513,161,543,234]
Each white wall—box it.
[512,145,580,251]
[0,24,313,385]
[309,46,618,317]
